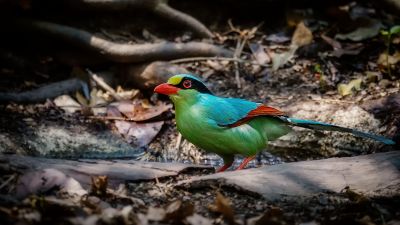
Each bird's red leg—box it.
[216,162,233,173]
[235,155,256,170]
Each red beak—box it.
[154,83,180,95]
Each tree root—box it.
[0,61,186,103]
[117,61,188,90]
[18,20,231,63]
[53,0,213,38]
[0,78,88,103]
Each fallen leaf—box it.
[146,207,166,221]
[377,51,400,67]
[321,34,342,49]
[272,47,296,71]
[249,43,271,64]
[89,88,107,108]
[266,33,291,43]
[106,105,123,117]
[335,18,382,41]
[164,200,194,223]
[90,176,108,197]
[186,214,213,225]
[206,60,224,71]
[127,121,164,147]
[115,120,132,135]
[111,100,171,121]
[114,120,163,147]
[321,35,364,57]
[357,215,375,225]
[256,207,283,225]
[338,78,362,96]
[291,22,313,48]
[16,168,87,198]
[54,95,81,114]
[272,22,312,70]
[342,186,368,203]
[209,192,236,225]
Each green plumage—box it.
[155,74,395,171]
[170,89,291,163]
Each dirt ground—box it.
[0,0,400,224]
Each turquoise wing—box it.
[198,94,259,126]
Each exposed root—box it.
[57,0,213,38]
[17,20,230,63]
[152,1,213,38]
[0,78,88,103]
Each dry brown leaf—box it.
[90,175,108,197]
[112,100,172,121]
[247,207,284,225]
[272,22,312,70]
[164,200,195,223]
[377,51,400,67]
[291,22,313,48]
[209,192,236,225]
[343,186,368,203]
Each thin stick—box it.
[233,37,248,89]
[88,116,138,121]
[86,69,122,101]
[0,174,16,190]
[170,57,271,68]
[174,133,183,161]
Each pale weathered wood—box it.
[180,151,400,200]
[0,154,213,188]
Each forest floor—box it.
[0,1,400,224]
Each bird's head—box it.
[154,74,212,102]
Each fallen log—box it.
[0,154,213,189]
[179,151,400,200]
[16,20,232,63]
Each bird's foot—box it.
[235,155,256,170]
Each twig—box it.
[88,116,140,122]
[0,174,16,190]
[233,37,248,89]
[17,20,232,63]
[86,69,122,101]
[170,57,271,67]
[174,133,183,161]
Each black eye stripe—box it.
[175,77,213,95]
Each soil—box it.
[0,1,399,224]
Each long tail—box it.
[280,117,395,145]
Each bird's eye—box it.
[183,79,192,89]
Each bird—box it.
[154,74,395,172]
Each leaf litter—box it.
[1,1,400,225]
